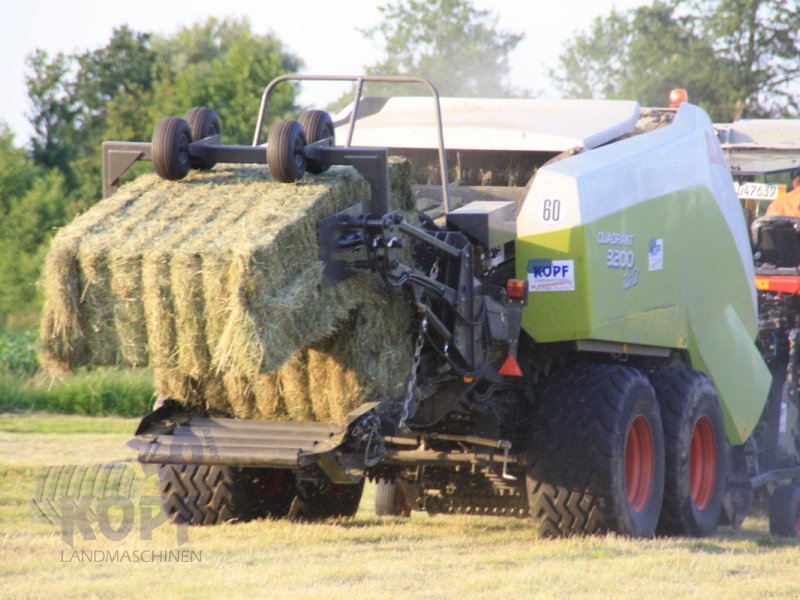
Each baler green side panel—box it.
[687,305,771,443]
[516,187,770,443]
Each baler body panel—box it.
[516,104,770,443]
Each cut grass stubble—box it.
[1,413,799,600]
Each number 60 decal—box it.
[537,196,565,224]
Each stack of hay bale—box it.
[40,160,416,423]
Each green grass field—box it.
[0,329,154,417]
[1,413,798,600]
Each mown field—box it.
[1,412,798,600]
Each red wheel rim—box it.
[255,469,285,500]
[625,415,654,512]
[689,416,717,510]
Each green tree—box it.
[0,125,67,326]
[0,125,39,213]
[360,0,524,96]
[25,50,78,179]
[686,0,800,118]
[148,18,302,144]
[550,0,800,121]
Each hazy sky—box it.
[2,0,645,143]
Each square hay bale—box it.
[40,160,416,422]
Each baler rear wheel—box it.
[290,479,364,520]
[298,109,334,174]
[158,464,295,525]
[267,119,307,183]
[769,483,800,537]
[649,367,727,537]
[526,363,665,537]
[184,107,222,169]
[375,478,412,517]
[152,116,192,180]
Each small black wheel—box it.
[290,479,364,520]
[375,478,412,517]
[769,483,800,537]
[158,464,295,525]
[184,107,222,169]
[650,367,727,537]
[267,119,307,183]
[152,116,192,180]
[298,109,335,174]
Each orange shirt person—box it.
[766,173,800,217]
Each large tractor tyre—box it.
[768,483,800,537]
[267,119,307,183]
[183,107,222,169]
[152,116,193,181]
[158,464,295,525]
[649,367,727,537]
[291,479,365,521]
[375,478,412,517]
[526,363,665,538]
[298,109,334,174]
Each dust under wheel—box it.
[267,119,307,183]
[152,116,192,180]
[184,107,222,169]
[298,109,334,174]
[375,478,411,517]
[769,483,800,537]
[158,464,295,525]
[649,366,727,537]
[526,363,665,537]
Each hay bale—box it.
[41,158,416,422]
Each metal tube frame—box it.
[252,74,452,213]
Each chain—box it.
[398,258,439,431]
[399,316,427,431]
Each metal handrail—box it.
[252,74,452,213]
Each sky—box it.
[1,0,646,144]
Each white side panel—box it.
[518,104,757,314]
[335,98,640,152]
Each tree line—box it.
[0,0,798,328]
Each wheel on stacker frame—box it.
[649,366,727,537]
[290,479,365,520]
[267,119,307,183]
[526,363,665,538]
[152,116,193,180]
[158,464,295,525]
[298,109,335,174]
[768,483,800,537]
[184,107,222,169]
[375,478,412,517]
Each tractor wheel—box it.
[649,367,727,537]
[290,479,364,521]
[152,116,192,180]
[768,483,800,537]
[298,109,334,174]
[158,464,295,525]
[267,119,307,183]
[184,107,222,169]
[526,363,665,537]
[375,478,412,517]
